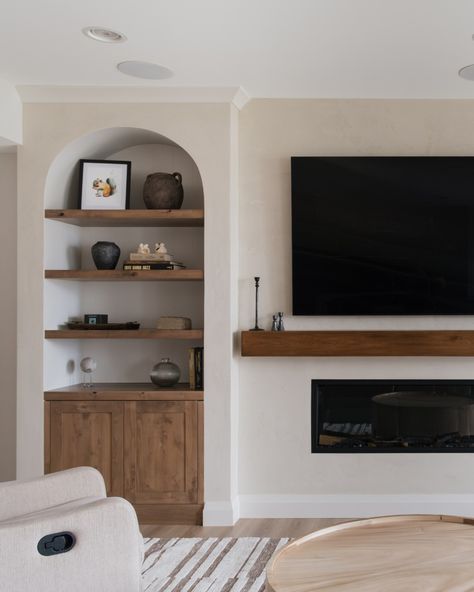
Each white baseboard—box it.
[238,494,474,519]
[203,497,240,526]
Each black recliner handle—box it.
[37,532,76,556]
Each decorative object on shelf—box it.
[79,159,131,210]
[91,241,121,269]
[138,243,151,255]
[143,172,184,209]
[67,321,140,330]
[80,356,97,388]
[129,241,172,261]
[188,347,204,389]
[150,358,181,387]
[122,261,185,270]
[271,314,279,331]
[124,241,185,270]
[250,276,263,331]
[277,312,285,331]
[156,316,192,330]
[84,314,108,325]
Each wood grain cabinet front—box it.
[124,401,199,504]
[49,401,124,496]
[45,396,204,524]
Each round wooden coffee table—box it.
[266,515,474,591]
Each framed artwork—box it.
[79,159,131,210]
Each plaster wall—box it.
[17,103,238,523]
[238,100,474,515]
[0,152,17,480]
[0,80,22,145]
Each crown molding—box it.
[17,85,251,109]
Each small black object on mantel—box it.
[277,312,285,331]
[271,314,279,331]
[271,312,285,331]
[250,276,263,331]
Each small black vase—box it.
[91,241,121,270]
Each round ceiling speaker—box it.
[117,61,173,80]
[458,64,474,81]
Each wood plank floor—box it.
[140,518,348,539]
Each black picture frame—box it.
[78,159,131,210]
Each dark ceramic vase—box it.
[143,172,184,209]
[91,241,121,270]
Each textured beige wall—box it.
[239,100,474,499]
[0,151,17,481]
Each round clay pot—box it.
[150,358,181,387]
[91,241,121,270]
[143,172,184,209]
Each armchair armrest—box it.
[0,467,106,521]
[0,496,143,592]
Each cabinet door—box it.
[124,401,198,504]
[50,401,124,496]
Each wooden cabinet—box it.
[45,385,204,524]
[49,401,124,496]
[124,401,198,504]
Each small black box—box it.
[84,314,108,325]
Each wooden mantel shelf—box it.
[241,330,474,357]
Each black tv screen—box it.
[291,156,474,315]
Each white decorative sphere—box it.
[80,357,97,373]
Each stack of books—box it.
[123,260,185,270]
[123,252,185,270]
[189,347,204,389]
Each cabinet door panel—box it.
[49,401,123,496]
[124,401,198,504]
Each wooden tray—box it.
[67,322,140,330]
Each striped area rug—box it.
[142,537,289,592]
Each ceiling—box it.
[2,0,474,98]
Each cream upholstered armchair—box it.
[0,467,143,592]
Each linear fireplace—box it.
[312,380,474,453]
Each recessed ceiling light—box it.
[117,61,173,80]
[82,27,126,43]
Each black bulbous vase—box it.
[91,241,121,270]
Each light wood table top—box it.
[266,515,474,592]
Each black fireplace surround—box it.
[312,380,474,453]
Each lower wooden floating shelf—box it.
[44,383,204,401]
[45,329,203,339]
[45,269,204,281]
[241,330,474,357]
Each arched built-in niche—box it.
[44,127,204,390]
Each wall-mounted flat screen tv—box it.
[291,156,474,315]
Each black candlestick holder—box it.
[250,276,263,331]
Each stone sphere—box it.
[80,357,97,373]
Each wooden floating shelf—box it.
[241,330,474,357]
[44,383,204,401]
[45,269,204,281]
[45,329,204,340]
[45,209,204,227]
